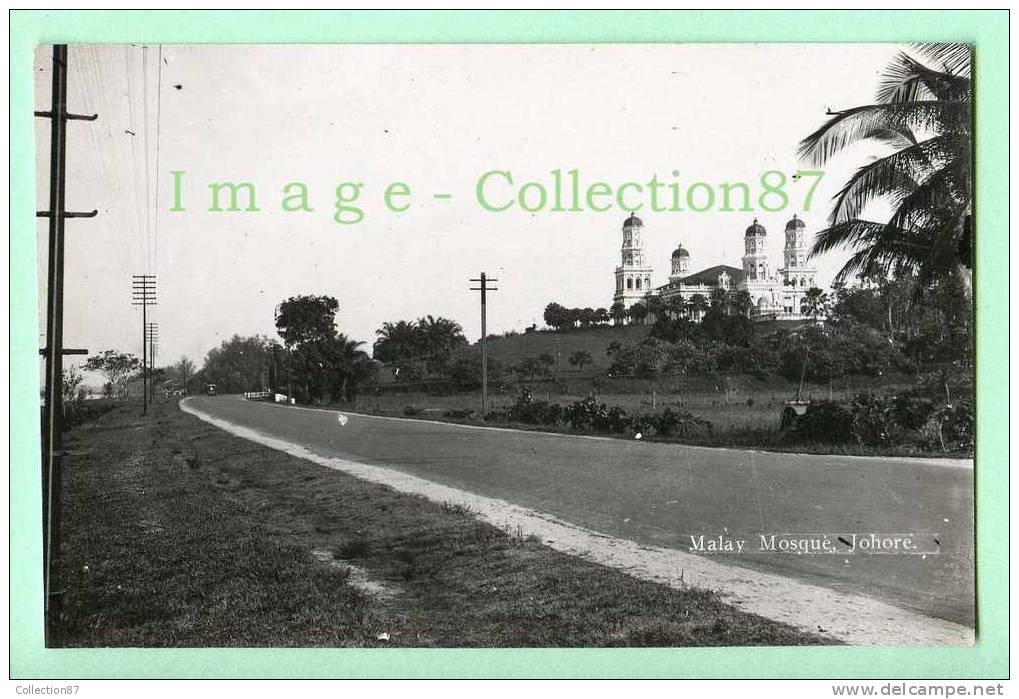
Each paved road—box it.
[186,396,974,626]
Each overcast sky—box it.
[35,43,905,382]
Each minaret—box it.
[779,213,818,294]
[742,218,770,281]
[669,243,690,282]
[613,213,654,309]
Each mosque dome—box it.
[745,218,766,237]
[785,214,806,230]
[623,212,643,228]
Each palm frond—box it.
[909,43,972,77]
[877,52,971,103]
[798,100,969,165]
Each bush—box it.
[849,392,897,446]
[506,388,563,425]
[562,396,628,433]
[652,407,714,440]
[889,389,937,430]
[403,405,423,417]
[789,401,853,444]
[919,401,973,453]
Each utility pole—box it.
[145,322,159,401]
[36,44,98,634]
[132,275,157,414]
[469,272,498,416]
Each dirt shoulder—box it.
[51,399,829,648]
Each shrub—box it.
[888,389,936,431]
[652,407,713,440]
[506,388,563,425]
[790,401,853,444]
[403,405,423,416]
[849,392,896,446]
[919,401,973,453]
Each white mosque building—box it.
[612,212,819,321]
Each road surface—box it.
[185,395,974,627]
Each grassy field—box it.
[348,369,969,457]
[51,399,830,647]
[357,372,915,431]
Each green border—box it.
[9,10,1008,679]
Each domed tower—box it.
[779,214,818,305]
[613,213,654,309]
[670,243,690,281]
[783,214,807,269]
[741,218,770,281]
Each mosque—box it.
[612,212,819,322]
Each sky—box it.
[34,43,905,385]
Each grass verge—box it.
[52,399,834,647]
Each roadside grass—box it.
[52,400,833,647]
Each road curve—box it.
[183,395,974,630]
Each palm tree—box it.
[687,294,709,322]
[644,294,665,323]
[799,43,972,300]
[609,301,628,325]
[629,301,648,325]
[802,287,829,321]
[733,290,754,318]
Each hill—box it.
[463,325,650,372]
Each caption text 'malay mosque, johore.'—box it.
[612,212,818,322]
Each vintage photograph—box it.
[35,42,974,649]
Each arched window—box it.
[636,277,642,290]
[627,277,633,290]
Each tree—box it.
[84,350,140,400]
[629,301,648,325]
[275,295,340,348]
[802,287,830,320]
[568,350,593,371]
[61,366,84,403]
[201,335,272,392]
[609,302,628,325]
[799,43,972,300]
[416,315,467,370]
[373,319,421,362]
[644,295,665,323]
[175,356,196,392]
[733,290,754,318]
[688,294,709,321]
[543,302,568,331]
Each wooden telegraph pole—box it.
[146,322,159,401]
[132,275,157,414]
[36,44,98,634]
[469,273,498,416]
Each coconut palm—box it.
[687,294,709,321]
[802,287,830,320]
[799,43,972,300]
[609,301,628,325]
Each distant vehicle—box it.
[206,383,217,396]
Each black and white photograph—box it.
[34,41,975,651]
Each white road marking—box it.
[183,398,973,646]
